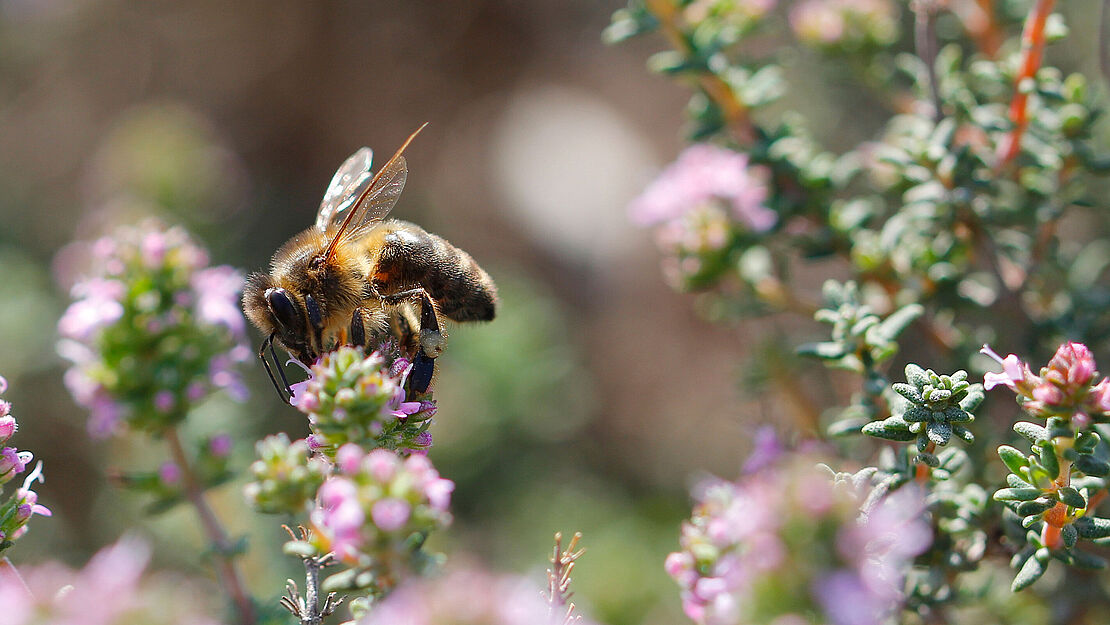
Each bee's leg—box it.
[349,307,367,348]
[304,294,325,357]
[259,333,292,403]
[379,288,443,393]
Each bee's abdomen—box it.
[374,221,497,322]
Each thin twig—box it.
[913,0,944,122]
[164,427,256,625]
[996,0,1058,171]
[545,532,586,625]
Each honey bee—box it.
[242,124,498,401]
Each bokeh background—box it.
[0,1,1103,624]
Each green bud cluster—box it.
[244,434,328,516]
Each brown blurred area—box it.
[0,2,794,623]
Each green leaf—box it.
[927,422,952,446]
[998,445,1030,475]
[994,487,1043,502]
[862,418,917,441]
[1062,524,1078,549]
[905,364,929,388]
[1075,454,1110,477]
[797,341,849,360]
[1074,517,1110,539]
[1014,422,1049,443]
[1065,549,1108,570]
[1012,553,1048,591]
[874,304,923,341]
[1058,487,1087,509]
[1017,498,1055,516]
[1039,444,1060,477]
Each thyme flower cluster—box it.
[292,346,436,456]
[665,459,930,625]
[57,221,249,436]
[244,433,329,515]
[0,376,49,553]
[628,144,775,290]
[985,342,1110,589]
[312,446,453,577]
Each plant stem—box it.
[913,0,944,122]
[915,441,937,483]
[643,0,755,144]
[165,427,256,625]
[954,0,1003,58]
[996,0,1057,171]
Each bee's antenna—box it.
[324,122,428,262]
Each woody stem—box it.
[165,427,256,625]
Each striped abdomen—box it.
[368,220,497,322]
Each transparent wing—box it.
[342,155,408,232]
[315,147,373,232]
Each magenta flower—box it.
[208,433,233,458]
[629,143,776,232]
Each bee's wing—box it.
[344,154,407,230]
[315,147,374,233]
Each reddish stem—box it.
[996,0,1057,171]
[165,427,256,625]
[643,0,755,144]
[915,441,937,483]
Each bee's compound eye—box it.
[265,288,300,332]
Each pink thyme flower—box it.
[158,461,182,485]
[208,433,233,458]
[980,344,1030,391]
[629,143,776,232]
[357,564,587,625]
[310,447,452,574]
[668,457,926,625]
[0,416,16,443]
[984,342,1110,423]
[0,535,223,625]
[371,498,412,531]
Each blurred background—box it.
[0,2,747,623]
[2,2,1102,624]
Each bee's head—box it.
[242,272,318,363]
